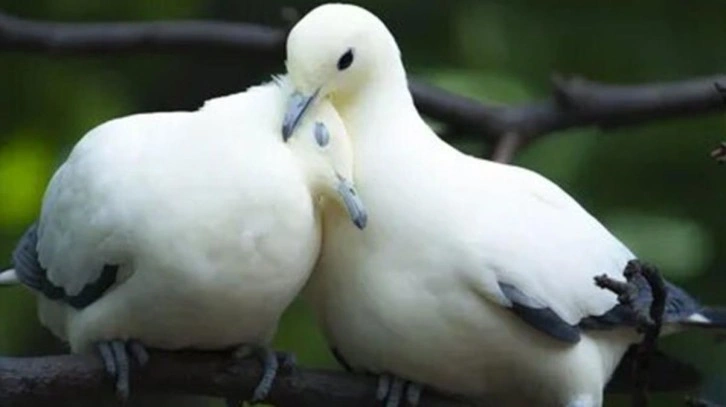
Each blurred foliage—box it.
[1,1,725,406]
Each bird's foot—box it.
[96,339,150,401]
[376,373,423,407]
[225,345,296,407]
[594,259,664,333]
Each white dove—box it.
[1,77,367,404]
[280,4,725,406]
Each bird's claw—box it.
[225,345,296,407]
[96,339,149,401]
[277,350,297,375]
[376,373,423,407]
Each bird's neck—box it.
[337,74,455,169]
[337,71,425,144]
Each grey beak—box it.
[282,90,319,142]
[336,176,367,230]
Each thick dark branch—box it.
[1,11,725,142]
[412,76,726,140]
[0,12,285,57]
[0,351,468,407]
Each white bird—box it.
[280,4,726,406]
[1,77,367,403]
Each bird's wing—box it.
[480,166,722,339]
[457,161,636,342]
[13,222,119,309]
[497,281,582,343]
[15,116,160,309]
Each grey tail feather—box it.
[683,307,726,329]
[0,268,20,285]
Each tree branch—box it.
[711,142,726,163]
[0,12,285,57]
[0,351,469,407]
[490,132,523,163]
[0,11,725,143]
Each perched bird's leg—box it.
[376,373,423,407]
[405,382,423,406]
[225,345,297,407]
[95,339,150,401]
[127,339,150,366]
[376,373,392,401]
[277,350,297,375]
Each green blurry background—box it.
[0,1,725,406]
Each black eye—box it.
[314,122,330,147]
[337,49,354,71]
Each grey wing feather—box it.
[499,262,718,342]
[12,223,61,296]
[12,222,119,309]
[499,282,582,343]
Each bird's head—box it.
[282,3,403,140]
[287,99,367,230]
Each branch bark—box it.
[0,12,285,56]
[0,351,468,407]
[0,11,725,149]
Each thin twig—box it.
[595,260,668,407]
[633,262,667,407]
[711,142,726,163]
[713,83,726,163]
[0,11,725,143]
[715,82,726,103]
[490,132,523,163]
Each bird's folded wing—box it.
[14,122,140,309]
[13,222,119,309]
[462,164,637,342]
[497,282,582,343]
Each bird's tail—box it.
[681,307,726,330]
[0,268,19,285]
